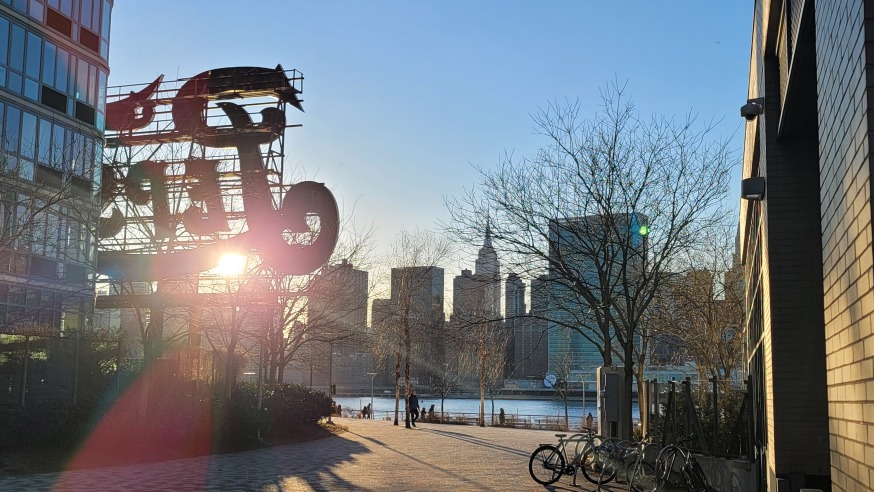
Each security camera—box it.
[740,98,764,121]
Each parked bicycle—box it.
[653,435,716,492]
[625,436,662,492]
[588,435,660,492]
[528,430,617,486]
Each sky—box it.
[106,1,753,287]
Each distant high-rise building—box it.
[391,266,445,325]
[513,274,548,379]
[546,214,646,379]
[504,272,525,376]
[309,259,368,355]
[505,272,526,320]
[452,226,502,322]
[452,269,478,321]
[372,265,445,386]
[474,223,501,318]
[530,275,549,318]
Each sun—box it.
[211,253,248,276]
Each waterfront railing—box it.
[339,408,623,432]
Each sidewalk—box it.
[0,417,625,491]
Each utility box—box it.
[597,366,629,438]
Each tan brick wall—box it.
[817,0,874,490]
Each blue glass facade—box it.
[546,214,646,379]
[0,0,111,334]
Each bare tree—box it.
[549,352,583,431]
[649,224,745,394]
[263,222,375,388]
[370,228,452,428]
[482,327,510,426]
[452,301,509,427]
[446,82,736,438]
[428,333,465,422]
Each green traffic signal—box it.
[638,225,650,236]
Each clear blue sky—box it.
[107,1,753,272]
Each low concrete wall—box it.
[696,455,756,491]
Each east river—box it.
[334,395,639,421]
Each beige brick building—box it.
[740,1,874,491]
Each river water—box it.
[334,395,638,421]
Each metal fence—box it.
[0,333,218,408]
[340,407,601,431]
[0,333,126,407]
[643,376,751,459]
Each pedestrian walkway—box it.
[0,417,625,491]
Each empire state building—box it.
[452,223,502,322]
[474,223,501,318]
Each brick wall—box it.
[816,0,874,491]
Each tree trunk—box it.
[404,337,411,429]
[636,374,647,437]
[622,361,634,440]
[393,351,401,425]
[479,347,486,427]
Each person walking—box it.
[408,389,420,427]
[586,412,594,430]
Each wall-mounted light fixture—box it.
[740,97,765,121]
[741,176,766,201]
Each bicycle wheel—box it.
[683,457,711,492]
[655,445,683,489]
[629,461,658,492]
[580,446,617,485]
[528,444,565,485]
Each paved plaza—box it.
[0,417,632,491]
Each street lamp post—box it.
[366,372,377,419]
[328,341,333,424]
[442,362,449,423]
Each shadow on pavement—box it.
[420,427,532,458]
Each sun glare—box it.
[212,253,247,276]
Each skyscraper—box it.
[391,266,445,326]
[308,259,368,355]
[452,226,502,322]
[546,214,646,379]
[504,272,525,376]
[512,274,548,379]
[1,1,112,336]
[474,223,501,318]
[505,272,525,320]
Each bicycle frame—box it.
[528,430,609,487]
[653,440,714,492]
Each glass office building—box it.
[546,214,646,379]
[0,0,111,334]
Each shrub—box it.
[0,401,94,448]
[266,384,332,435]
[227,382,266,440]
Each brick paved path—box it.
[0,418,628,491]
